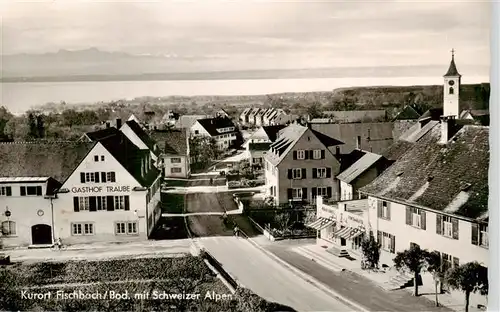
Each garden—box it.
[226,160,265,189]
[1,256,296,312]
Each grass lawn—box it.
[160,193,185,213]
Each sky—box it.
[0,0,492,70]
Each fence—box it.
[200,250,239,290]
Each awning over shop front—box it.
[333,227,365,240]
[306,217,335,231]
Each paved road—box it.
[199,236,355,312]
[7,239,191,263]
[266,244,453,312]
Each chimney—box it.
[106,122,111,128]
[116,118,122,129]
[356,136,361,149]
[440,116,456,144]
[335,146,340,156]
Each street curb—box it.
[246,236,371,312]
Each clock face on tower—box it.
[448,80,455,86]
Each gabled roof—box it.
[311,129,344,147]
[360,124,489,220]
[337,149,367,172]
[0,141,96,185]
[322,110,386,123]
[196,117,238,137]
[123,120,159,155]
[248,108,261,117]
[418,108,443,122]
[86,130,160,187]
[163,129,188,156]
[85,127,120,141]
[240,108,252,117]
[393,105,421,121]
[337,152,384,184]
[262,125,286,142]
[249,142,272,151]
[176,115,210,129]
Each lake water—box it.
[0,76,488,114]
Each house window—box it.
[379,231,395,253]
[443,216,453,238]
[94,155,99,162]
[296,150,305,160]
[194,130,199,135]
[114,196,125,210]
[480,224,488,247]
[21,186,42,196]
[317,187,328,197]
[0,186,11,196]
[409,207,424,228]
[85,172,96,183]
[115,222,138,235]
[313,149,322,159]
[1,220,16,236]
[292,168,302,179]
[292,188,302,200]
[72,223,94,235]
[378,201,390,220]
[97,197,107,210]
[171,158,181,163]
[106,172,116,182]
[439,252,459,271]
[171,168,182,173]
[449,87,454,95]
[317,168,327,178]
[79,197,90,211]
[101,155,105,161]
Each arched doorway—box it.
[31,224,52,245]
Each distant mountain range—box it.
[0,48,490,83]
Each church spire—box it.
[444,48,461,77]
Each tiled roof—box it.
[175,115,209,129]
[163,129,188,156]
[469,109,489,117]
[360,124,489,220]
[311,129,344,147]
[124,120,159,155]
[337,152,383,184]
[87,130,160,187]
[262,125,286,142]
[419,108,443,121]
[381,140,415,161]
[248,108,261,117]
[310,122,394,154]
[393,105,422,121]
[322,110,387,123]
[337,149,367,172]
[197,117,238,137]
[0,141,96,185]
[85,127,120,141]
[249,142,271,151]
[266,124,308,166]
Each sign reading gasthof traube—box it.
[71,186,131,193]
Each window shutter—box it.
[327,187,332,198]
[95,172,100,183]
[6,187,12,196]
[309,150,314,159]
[377,200,382,218]
[287,189,292,200]
[80,173,85,183]
[304,151,309,160]
[326,168,332,178]
[20,186,26,196]
[293,151,297,160]
[124,196,130,211]
[312,187,317,198]
[288,169,293,179]
[321,150,325,159]
[377,231,382,244]
[301,168,306,179]
[312,168,317,179]
[386,202,391,220]
[452,257,459,268]
[107,196,115,211]
[471,223,479,245]
[302,188,307,200]
[390,235,395,253]
[73,197,79,212]
[101,172,107,183]
[89,196,97,212]
[452,218,459,239]
[36,186,42,196]
[97,197,102,210]
[111,172,116,182]
[436,215,442,235]
[421,211,426,230]
[405,206,411,225]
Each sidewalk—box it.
[269,242,487,312]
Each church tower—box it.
[443,49,461,118]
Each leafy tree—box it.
[424,250,445,307]
[393,244,428,296]
[306,101,323,119]
[360,233,381,270]
[445,262,488,312]
[36,115,45,138]
[27,112,37,138]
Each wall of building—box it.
[340,181,353,201]
[163,155,189,178]
[0,181,54,247]
[275,129,341,204]
[264,162,279,203]
[249,150,267,166]
[367,196,489,267]
[55,143,149,244]
[190,122,211,137]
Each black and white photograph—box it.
[0,1,494,311]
